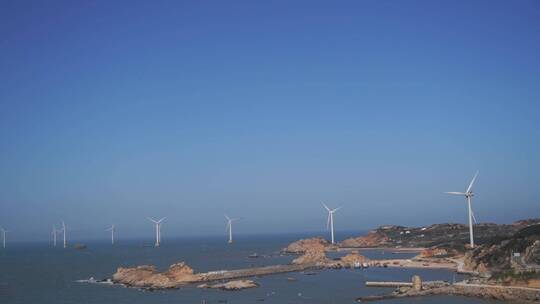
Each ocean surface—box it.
[0,233,502,304]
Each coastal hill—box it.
[339,218,540,250]
[464,223,540,287]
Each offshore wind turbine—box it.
[0,227,7,249]
[106,224,115,245]
[52,225,59,247]
[225,215,240,244]
[445,171,479,248]
[322,203,341,244]
[61,221,67,248]
[148,217,165,247]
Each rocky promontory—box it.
[292,249,330,266]
[463,223,540,286]
[340,250,369,268]
[112,262,198,288]
[112,261,317,289]
[283,237,336,253]
[340,231,390,248]
[341,218,540,250]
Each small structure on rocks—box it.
[411,275,422,291]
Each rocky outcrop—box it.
[163,262,196,281]
[112,265,178,288]
[358,282,540,303]
[340,231,389,248]
[283,237,333,253]
[340,250,368,267]
[463,223,540,275]
[525,240,540,265]
[112,261,315,289]
[198,280,259,290]
[292,249,330,266]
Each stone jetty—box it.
[112,262,317,289]
[358,276,540,303]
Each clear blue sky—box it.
[1,0,539,242]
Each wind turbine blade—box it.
[224,214,231,221]
[322,203,330,211]
[332,206,342,213]
[466,171,479,193]
[226,222,231,232]
[445,192,467,196]
[158,217,166,223]
[471,210,478,224]
[148,217,158,223]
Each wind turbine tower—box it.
[148,218,165,247]
[445,171,479,248]
[52,225,59,247]
[106,224,115,245]
[225,215,240,244]
[0,227,7,249]
[322,203,341,244]
[61,221,67,249]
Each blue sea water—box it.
[0,233,502,304]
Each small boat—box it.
[287,277,298,282]
[248,253,259,258]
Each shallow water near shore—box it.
[0,234,502,304]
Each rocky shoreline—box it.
[358,280,540,303]
[111,262,318,289]
[100,219,540,302]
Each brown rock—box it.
[164,262,196,281]
[340,250,368,267]
[112,262,199,288]
[284,237,333,253]
[112,265,176,288]
[292,249,329,265]
[340,231,389,248]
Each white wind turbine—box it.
[322,203,341,244]
[445,171,479,248]
[106,224,115,245]
[51,225,60,247]
[148,217,165,247]
[61,221,67,248]
[225,215,240,244]
[0,227,8,249]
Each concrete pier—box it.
[365,281,412,288]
